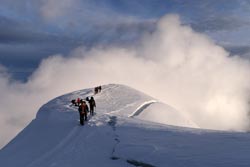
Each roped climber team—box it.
[71,86,100,126]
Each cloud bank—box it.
[1,14,250,149]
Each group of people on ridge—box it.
[94,86,102,94]
[71,96,96,126]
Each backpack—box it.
[90,99,95,107]
[78,105,82,112]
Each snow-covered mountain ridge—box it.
[1,84,250,167]
[36,84,197,128]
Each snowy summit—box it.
[0,84,250,167]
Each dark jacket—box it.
[89,98,96,108]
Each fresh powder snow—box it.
[0,84,250,167]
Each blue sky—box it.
[1,0,250,81]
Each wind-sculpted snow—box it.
[129,100,157,117]
[1,84,250,167]
[134,102,199,128]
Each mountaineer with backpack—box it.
[82,100,89,121]
[77,98,81,106]
[78,101,84,125]
[78,100,89,125]
[88,96,96,116]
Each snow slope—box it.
[1,84,250,167]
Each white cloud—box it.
[1,14,250,149]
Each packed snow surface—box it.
[1,84,250,167]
